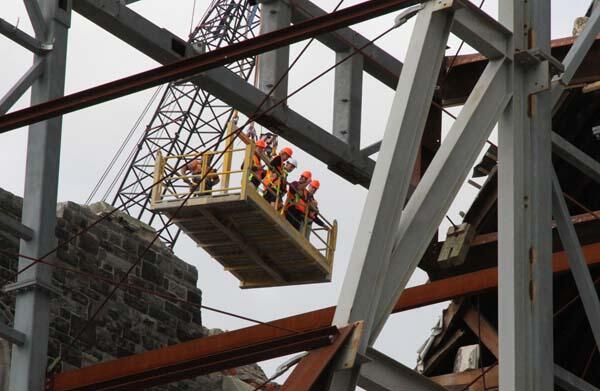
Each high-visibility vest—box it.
[249,154,264,180]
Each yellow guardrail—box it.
[151,132,337,265]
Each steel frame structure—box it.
[2,0,600,390]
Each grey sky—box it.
[0,0,588,385]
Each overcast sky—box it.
[0,0,588,385]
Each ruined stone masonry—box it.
[0,187,269,390]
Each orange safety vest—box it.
[250,154,264,179]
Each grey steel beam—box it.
[452,0,512,60]
[0,322,26,347]
[332,50,363,149]
[497,0,554,389]
[258,0,291,103]
[554,365,600,391]
[289,0,403,89]
[552,132,600,186]
[361,140,381,157]
[5,1,70,389]
[0,18,48,54]
[72,0,376,187]
[329,3,453,388]
[358,348,446,391]
[552,2,600,106]
[23,0,47,39]
[552,171,600,348]
[0,212,33,241]
[371,57,510,343]
[0,58,45,116]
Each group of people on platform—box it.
[178,129,324,235]
[246,137,324,235]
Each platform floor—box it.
[152,187,332,288]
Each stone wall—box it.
[0,187,268,390]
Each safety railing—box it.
[151,134,337,265]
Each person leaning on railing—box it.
[180,153,220,194]
[303,180,325,238]
[262,147,293,206]
[244,139,267,187]
[283,171,312,230]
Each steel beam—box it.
[358,348,447,391]
[0,58,45,116]
[289,0,403,90]
[5,1,70,389]
[452,0,512,60]
[497,0,554,389]
[0,18,48,54]
[360,140,381,157]
[552,171,600,348]
[371,58,510,343]
[45,239,600,390]
[329,3,452,387]
[258,0,291,103]
[332,50,363,149]
[50,326,339,391]
[23,0,47,39]
[554,365,600,391]
[1,0,424,133]
[552,131,600,186]
[551,1,600,107]
[5,0,392,186]
[0,211,34,241]
[0,322,26,347]
[331,2,453,384]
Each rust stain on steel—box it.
[281,324,355,391]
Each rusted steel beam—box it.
[49,326,339,391]
[281,324,355,391]
[49,241,600,390]
[441,35,600,106]
[0,0,420,133]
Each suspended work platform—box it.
[150,138,337,288]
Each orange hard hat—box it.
[281,147,293,157]
[310,180,320,189]
[301,171,312,179]
[255,139,267,148]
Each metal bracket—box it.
[334,321,364,370]
[4,278,59,296]
[515,48,564,75]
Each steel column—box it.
[329,2,453,388]
[371,58,510,343]
[332,50,363,149]
[551,171,600,348]
[4,1,70,390]
[497,0,554,389]
[258,0,291,103]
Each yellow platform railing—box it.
[151,134,337,266]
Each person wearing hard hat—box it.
[284,171,312,230]
[303,180,325,237]
[244,139,267,187]
[180,152,220,195]
[263,147,293,206]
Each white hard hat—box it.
[287,158,298,167]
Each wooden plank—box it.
[281,325,355,391]
[198,208,286,283]
[423,329,465,374]
[461,307,499,358]
[429,365,498,391]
